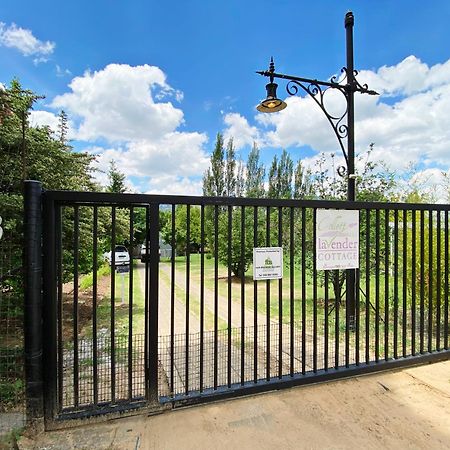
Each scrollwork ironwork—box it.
[285,77,349,165]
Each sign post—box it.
[116,264,130,305]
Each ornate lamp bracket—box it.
[257,63,378,178]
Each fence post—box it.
[148,203,160,404]
[23,180,44,429]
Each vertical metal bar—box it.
[73,205,80,406]
[253,206,258,383]
[394,210,399,359]
[266,206,271,381]
[355,210,361,366]
[290,207,295,376]
[402,209,407,357]
[240,206,245,385]
[324,270,329,371]
[436,210,441,351]
[92,207,98,404]
[445,211,449,350]
[428,210,433,353]
[24,181,44,423]
[411,210,417,356]
[110,206,116,402]
[420,210,425,354]
[384,209,390,361]
[42,195,57,421]
[185,205,191,394]
[56,206,63,411]
[334,269,340,369]
[128,207,134,398]
[170,205,175,395]
[355,265,360,365]
[365,209,370,364]
[200,205,205,392]
[148,203,160,403]
[375,209,380,363]
[227,205,232,388]
[313,209,318,372]
[301,208,306,374]
[144,206,150,399]
[214,205,219,389]
[278,207,283,378]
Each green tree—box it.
[225,138,236,197]
[203,133,225,197]
[245,143,265,198]
[235,159,245,197]
[293,160,313,199]
[57,110,69,145]
[268,149,293,199]
[107,159,127,193]
[0,79,97,300]
[160,205,201,255]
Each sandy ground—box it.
[18,359,450,450]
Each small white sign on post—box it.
[316,209,359,270]
[253,247,283,280]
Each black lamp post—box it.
[256,11,378,323]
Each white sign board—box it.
[253,247,283,280]
[316,209,359,270]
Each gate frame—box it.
[24,181,450,426]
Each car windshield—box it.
[115,246,128,253]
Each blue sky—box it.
[2,0,450,197]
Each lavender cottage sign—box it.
[316,209,359,270]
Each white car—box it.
[103,245,130,266]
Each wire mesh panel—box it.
[0,213,26,437]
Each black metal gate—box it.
[24,181,450,425]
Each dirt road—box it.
[18,359,450,449]
[137,261,274,336]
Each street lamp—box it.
[256,11,378,324]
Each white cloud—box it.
[52,64,185,142]
[92,132,209,179]
[29,110,59,131]
[49,64,211,194]
[223,113,260,149]
[0,22,54,62]
[143,175,203,196]
[29,110,76,139]
[56,64,72,77]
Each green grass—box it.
[82,264,145,338]
[79,263,110,290]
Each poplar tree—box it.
[225,137,236,197]
[203,133,225,197]
[245,143,265,198]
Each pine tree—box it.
[107,159,127,193]
[57,110,69,145]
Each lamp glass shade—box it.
[256,82,287,113]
